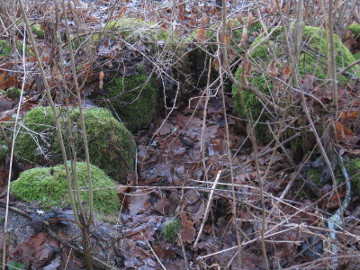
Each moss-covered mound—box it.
[232,26,360,143]
[89,17,189,123]
[102,17,189,108]
[11,162,120,214]
[107,71,158,131]
[16,106,135,183]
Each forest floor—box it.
[1,1,360,269]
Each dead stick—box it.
[194,170,222,247]
[141,232,167,270]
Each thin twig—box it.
[141,232,167,270]
[178,233,190,270]
[194,170,222,247]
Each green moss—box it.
[349,23,360,40]
[0,121,14,162]
[0,40,11,57]
[11,162,120,214]
[232,67,273,141]
[6,87,21,98]
[31,24,44,39]
[306,167,324,188]
[0,141,7,162]
[306,158,360,197]
[300,27,359,83]
[92,17,187,112]
[162,218,181,243]
[354,51,360,60]
[16,107,135,183]
[8,261,25,270]
[344,158,360,197]
[232,26,360,143]
[107,72,158,131]
[0,40,34,57]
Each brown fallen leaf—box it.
[9,232,59,269]
[180,213,195,244]
[196,28,206,43]
[99,71,105,89]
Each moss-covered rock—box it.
[11,162,120,214]
[100,17,189,108]
[106,71,158,131]
[16,106,135,183]
[89,18,191,126]
[232,26,360,143]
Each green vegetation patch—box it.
[162,218,181,243]
[16,106,135,183]
[107,72,158,131]
[0,40,34,57]
[354,51,360,60]
[0,141,7,162]
[31,23,45,39]
[232,26,360,143]
[6,87,21,98]
[8,261,25,270]
[93,17,187,116]
[347,158,360,196]
[0,40,11,57]
[306,158,360,198]
[0,120,14,162]
[11,162,120,214]
[349,23,360,40]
